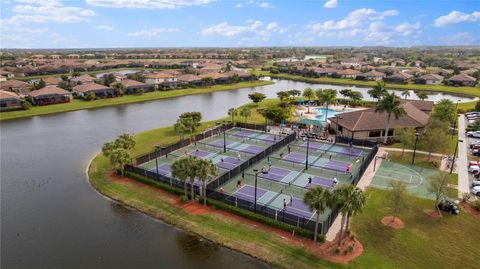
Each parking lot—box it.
[463,111,480,198]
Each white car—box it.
[472,180,480,187]
[471,186,480,196]
[467,131,480,138]
[468,165,480,173]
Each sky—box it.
[0,0,479,48]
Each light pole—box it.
[335,116,343,144]
[452,100,461,139]
[305,135,310,170]
[411,132,420,165]
[216,121,227,153]
[155,145,161,181]
[450,139,463,174]
[253,168,268,213]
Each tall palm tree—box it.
[174,120,187,141]
[331,184,366,247]
[116,133,136,151]
[171,157,191,197]
[102,141,116,157]
[401,89,411,100]
[108,148,131,176]
[304,187,330,243]
[228,107,237,124]
[239,107,251,126]
[302,87,316,113]
[317,89,337,121]
[367,81,387,103]
[185,156,199,200]
[375,92,406,144]
[181,117,197,142]
[415,91,428,101]
[112,82,126,96]
[196,159,219,206]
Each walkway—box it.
[457,114,469,198]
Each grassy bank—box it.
[254,70,480,97]
[0,80,273,121]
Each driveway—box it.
[457,114,469,198]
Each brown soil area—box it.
[423,208,441,218]
[381,216,405,229]
[460,202,480,218]
[106,170,363,264]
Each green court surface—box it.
[369,160,438,199]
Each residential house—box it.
[0,70,15,78]
[200,72,230,84]
[28,85,72,105]
[224,70,253,81]
[67,54,80,59]
[389,58,406,67]
[70,74,96,86]
[356,70,386,81]
[116,79,154,94]
[415,74,444,85]
[73,83,115,98]
[0,79,32,96]
[448,74,477,87]
[144,73,178,90]
[49,55,61,60]
[329,99,433,141]
[0,90,23,110]
[384,72,413,84]
[177,74,204,87]
[332,69,362,79]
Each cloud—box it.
[127,28,178,37]
[201,20,288,38]
[86,0,215,9]
[307,8,398,31]
[258,2,272,8]
[234,3,242,8]
[2,0,94,26]
[0,26,49,48]
[323,0,337,8]
[95,24,114,31]
[434,10,480,27]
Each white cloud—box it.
[127,28,178,37]
[323,0,337,9]
[258,2,272,8]
[2,0,94,26]
[86,0,215,9]
[201,20,288,38]
[434,10,480,27]
[307,8,398,31]
[95,24,114,31]
[0,26,49,48]
[234,3,242,8]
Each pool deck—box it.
[295,105,368,122]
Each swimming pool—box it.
[314,108,342,121]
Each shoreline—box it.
[0,80,274,121]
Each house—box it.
[28,85,72,106]
[67,54,80,59]
[73,83,115,98]
[356,70,386,81]
[116,79,154,94]
[448,74,477,87]
[49,54,61,60]
[144,73,178,89]
[332,69,362,79]
[0,79,32,96]
[0,90,23,111]
[0,70,15,78]
[329,99,433,141]
[177,74,205,87]
[200,72,230,84]
[415,74,444,85]
[70,74,96,86]
[384,72,413,84]
[389,58,406,67]
[43,77,62,86]
[413,61,424,67]
[224,70,253,81]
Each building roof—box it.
[387,72,413,80]
[71,74,96,83]
[359,70,385,77]
[0,79,30,90]
[144,73,174,79]
[400,99,434,113]
[28,85,71,97]
[177,74,201,82]
[200,72,228,79]
[43,77,62,85]
[449,74,476,82]
[73,83,111,93]
[117,79,147,88]
[0,90,21,100]
[224,70,250,77]
[331,100,430,132]
[417,73,444,81]
[335,69,362,75]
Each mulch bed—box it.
[381,216,405,229]
[423,209,441,218]
[460,202,480,218]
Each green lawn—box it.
[0,81,273,121]
[389,134,458,155]
[253,70,480,97]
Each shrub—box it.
[347,245,354,253]
[179,195,189,203]
[334,248,340,254]
[84,92,96,101]
[471,200,480,211]
[22,101,32,110]
[462,192,471,202]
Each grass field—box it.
[253,70,480,97]
[0,80,273,121]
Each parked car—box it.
[468,165,480,173]
[467,131,480,138]
[472,180,480,187]
[471,186,480,196]
[437,199,460,215]
[469,161,479,166]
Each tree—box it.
[432,99,455,124]
[84,92,96,101]
[395,127,416,156]
[331,184,366,247]
[475,100,480,112]
[101,141,117,157]
[420,126,449,160]
[470,119,480,131]
[261,105,291,123]
[60,74,69,81]
[103,73,115,86]
[375,92,406,144]
[58,81,71,91]
[316,89,337,121]
[303,187,330,243]
[112,82,126,96]
[171,156,194,198]
[115,133,136,151]
[181,117,197,142]
[179,112,202,125]
[276,91,291,102]
[248,92,267,104]
[367,81,387,103]
[302,87,316,113]
[427,173,450,216]
[415,91,428,101]
[126,72,146,82]
[185,157,199,200]
[239,107,251,126]
[287,89,301,97]
[71,71,81,77]
[108,148,131,176]
[385,180,408,222]
[197,158,219,206]
[349,91,363,104]
[401,89,411,100]
[228,107,237,124]
[201,77,214,86]
[174,120,187,141]
[36,79,46,89]
[339,89,352,99]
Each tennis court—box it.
[370,160,439,199]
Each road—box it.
[457,114,469,198]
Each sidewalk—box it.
[457,114,469,198]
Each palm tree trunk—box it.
[190,178,195,200]
[203,180,207,206]
[345,212,351,233]
[184,180,188,197]
[314,214,319,243]
[324,102,329,121]
[402,143,405,157]
[307,98,310,113]
[337,213,345,247]
[383,114,391,144]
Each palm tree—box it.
[239,107,251,126]
[171,157,191,197]
[174,120,187,141]
[181,117,196,142]
[302,87,316,113]
[196,159,219,206]
[228,107,237,124]
[102,141,116,157]
[317,89,337,121]
[112,82,126,96]
[367,81,387,103]
[108,148,131,176]
[415,91,428,101]
[331,184,366,247]
[115,133,136,151]
[185,156,199,200]
[304,187,330,243]
[401,89,410,100]
[375,92,406,144]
